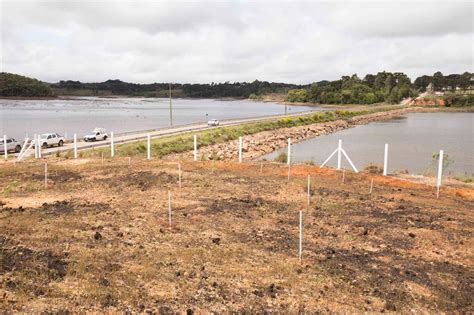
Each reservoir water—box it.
[0,97,316,140]
[262,113,473,176]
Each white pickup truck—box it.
[35,133,65,148]
[1,138,22,153]
[84,128,108,142]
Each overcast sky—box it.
[1,0,472,84]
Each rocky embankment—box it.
[172,107,424,162]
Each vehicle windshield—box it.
[40,134,50,139]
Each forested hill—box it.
[51,79,303,98]
[0,72,53,97]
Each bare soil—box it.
[0,158,472,312]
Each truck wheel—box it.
[42,142,48,148]
[103,136,107,140]
[15,145,21,153]
[59,140,64,146]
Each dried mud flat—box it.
[0,158,473,313]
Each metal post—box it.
[3,135,7,160]
[383,143,388,176]
[147,133,151,160]
[74,133,77,159]
[436,150,444,198]
[337,139,342,170]
[110,132,114,158]
[238,136,242,163]
[193,135,197,161]
[287,138,291,165]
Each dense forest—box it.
[1,71,471,106]
[52,79,301,98]
[286,71,473,105]
[0,72,53,97]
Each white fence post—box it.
[287,138,291,165]
[193,134,197,161]
[74,133,77,159]
[38,136,42,158]
[147,133,151,160]
[383,143,388,176]
[178,163,182,189]
[238,136,242,163]
[299,210,303,261]
[110,132,114,158]
[34,134,38,159]
[3,135,7,160]
[369,178,374,194]
[436,150,444,198]
[337,139,342,169]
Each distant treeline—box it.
[52,79,302,98]
[0,72,54,97]
[286,71,473,105]
[1,71,472,106]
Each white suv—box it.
[36,133,65,148]
[1,138,22,153]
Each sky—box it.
[0,0,472,84]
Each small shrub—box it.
[274,152,288,163]
[364,163,383,174]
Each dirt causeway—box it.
[0,158,473,312]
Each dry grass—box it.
[0,157,473,312]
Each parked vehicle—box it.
[207,119,220,127]
[84,128,108,142]
[0,138,22,153]
[34,133,65,148]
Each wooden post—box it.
[168,190,172,228]
[128,157,131,166]
[44,162,48,188]
[299,210,303,262]
[73,133,77,159]
[193,135,197,161]
[238,136,242,163]
[147,133,151,160]
[383,143,388,176]
[260,161,263,174]
[287,164,291,181]
[287,138,291,165]
[369,178,374,194]
[178,163,182,189]
[3,135,7,160]
[110,132,114,158]
[436,150,443,198]
[307,175,311,208]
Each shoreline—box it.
[172,106,472,162]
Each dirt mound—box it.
[103,171,177,191]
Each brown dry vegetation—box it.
[0,158,473,313]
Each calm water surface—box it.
[0,97,317,140]
[262,113,473,176]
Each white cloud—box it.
[1,0,472,84]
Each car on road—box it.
[1,138,22,153]
[207,119,220,127]
[34,133,65,148]
[84,128,108,142]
